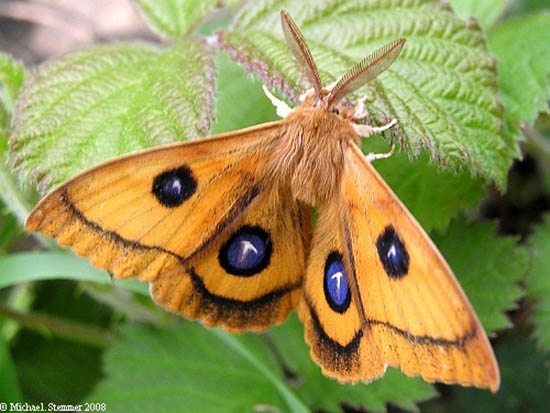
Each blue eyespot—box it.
[152,166,197,208]
[376,225,410,278]
[219,226,272,276]
[324,251,351,313]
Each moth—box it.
[25,11,499,391]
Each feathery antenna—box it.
[280,11,323,96]
[327,39,406,107]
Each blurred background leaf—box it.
[487,13,550,125]
[0,332,22,402]
[135,0,220,39]
[449,0,510,30]
[526,216,550,351]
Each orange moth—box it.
[25,11,499,391]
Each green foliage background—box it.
[1,0,549,411]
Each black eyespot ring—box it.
[323,251,351,313]
[376,225,410,278]
[152,165,197,208]
[218,225,272,277]
[332,107,340,115]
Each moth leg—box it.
[262,85,292,118]
[365,142,395,163]
[353,118,397,138]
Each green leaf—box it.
[218,0,519,189]
[10,40,215,193]
[269,315,437,413]
[88,322,308,412]
[210,52,278,134]
[0,213,23,254]
[432,218,529,333]
[135,0,219,39]
[526,215,550,351]
[447,338,550,413]
[0,51,26,115]
[0,54,34,228]
[0,252,148,295]
[9,279,118,403]
[504,0,550,18]
[0,333,23,402]
[0,102,8,141]
[449,0,511,30]
[488,13,550,124]
[13,331,103,403]
[1,52,26,149]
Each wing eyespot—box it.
[323,251,351,313]
[376,225,409,278]
[218,225,272,276]
[152,165,197,208]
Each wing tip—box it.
[25,208,42,231]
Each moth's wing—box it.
[300,142,499,391]
[151,185,311,332]
[26,121,311,331]
[299,194,387,382]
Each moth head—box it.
[280,10,405,120]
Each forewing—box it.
[26,122,311,330]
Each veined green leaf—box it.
[88,322,308,412]
[10,41,215,193]
[488,13,550,124]
[526,215,550,351]
[135,0,219,39]
[218,0,519,189]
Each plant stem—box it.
[0,157,32,226]
[0,154,57,248]
[0,304,112,347]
